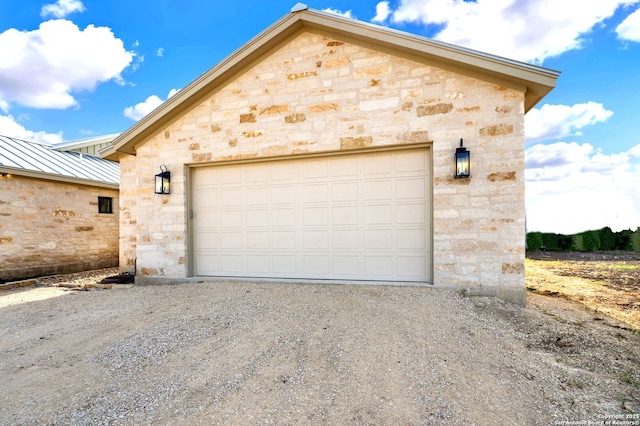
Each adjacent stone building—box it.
[0,135,120,281]
[103,5,559,304]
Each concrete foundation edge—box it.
[134,276,527,306]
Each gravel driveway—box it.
[1,280,638,425]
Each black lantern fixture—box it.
[155,165,170,194]
[455,138,470,178]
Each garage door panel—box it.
[273,255,296,273]
[272,209,295,226]
[197,232,218,249]
[332,230,358,249]
[219,167,242,184]
[198,255,219,274]
[246,163,269,182]
[197,190,218,208]
[397,256,427,276]
[271,162,295,180]
[396,178,426,199]
[304,184,328,202]
[332,256,359,274]
[220,255,242,272]
[396,203,426,224]
[246,187,269,205]
[247,209,269,227]
[272,231,296,248]
[220,232,242,249]
[304,255,330,274]
[304,207,329,226]
[364,205,392,225]
[397,229,426,249]
[364,256,394,275]
[332,206,358,225]
[331,156,359,177]
[303,230,329,249]
[220,189,242,206]
[364,180,392,200]
[198,211,218,227]
[303,159,329,179]
[365,229,393,249]
[396,150,427,172]
[364,155,392,175]
[247,255,269,273]
[272,186,296,204]
[247,231,269,249]
[193,148,431,282]
[332,182,359,202]
[220,211,242,228]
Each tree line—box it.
[526,227,640,252]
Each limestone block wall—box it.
[0,174,119,281]
[119,31,526,302]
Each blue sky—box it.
[1,0,639,234]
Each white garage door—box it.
[192,148,431,282]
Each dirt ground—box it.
[527,251,640,330]
[0,258,639,425]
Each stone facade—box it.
[117,30,529,304]
[0,174,119,281]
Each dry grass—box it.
[526,254,640,330]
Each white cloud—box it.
[157,47,164,57]
[389,0,640,63]
[323,8,355,19]
[41,0,86,18]
[0,114,63,144]
[525,102,613,143]
[0,20,134,110]
[372,2,392,22]
[526,142,640,234]
[124,89,180,121]
[616,7,640,41]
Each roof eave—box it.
[55,133,120,151]
[296,10,559,110]
[103,7,559,159]
[102,12,308,161]
[0,166,119,189]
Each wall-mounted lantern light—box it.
[455,138,470,179]
[155,165,170,194]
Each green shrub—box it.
[582,230,601,252]
[598,227,616,251]
[632,228,640,252]
[558,234,575,251]
[526,232,543,251]
[527,228,639,252]
[615,229,634,251]
[541,233,558,251]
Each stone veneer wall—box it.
[119,31,526,303]
[0,174,119,281]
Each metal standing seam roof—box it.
[0,135,119,188]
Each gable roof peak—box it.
[291,3,308,13]
[102,5,559,161]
